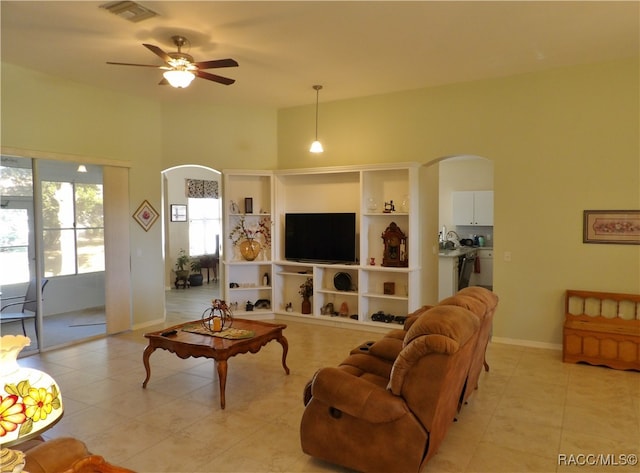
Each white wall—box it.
[163,166,221,289]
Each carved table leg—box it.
[142,344,156,388]
[277,334,290,375]
[216,359,228,409]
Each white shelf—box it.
[229,285,271,291]
[226,260,272,265]
[362,292,409,301]
[362,212,409,217]
[223,171,275,315]
[317,289,358,296]
[277,271,313,277]
[224,163,425,326]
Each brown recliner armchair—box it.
[300,305,480,473]
[440,286,499,408]
[338,286,499,411]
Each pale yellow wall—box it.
[160,102,278,171]
[3,59,638,346]
[1,62,278,329]
[278,59,640,346]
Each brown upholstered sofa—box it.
[300,287,498,473]
[15,437,135,473]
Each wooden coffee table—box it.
[142,318,289,409]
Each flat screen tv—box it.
[285,213,357,264]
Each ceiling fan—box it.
[107,35,238,88]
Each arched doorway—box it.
[422,155,494,302]
[162,165,223,311]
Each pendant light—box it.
[310,85,324,153]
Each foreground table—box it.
[142,318,289,409]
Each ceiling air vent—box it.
[100,1,158,23]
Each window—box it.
[188,197,220,256]
[0,161,34,285]
[42,181,105,276]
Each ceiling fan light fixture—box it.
[310,85,324,154]
[163,70,195,88]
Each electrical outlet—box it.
[504,251,512,262]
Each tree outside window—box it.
[42,181,105,276]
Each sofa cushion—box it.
[369,337,403,361]
[457,286,499,309]
[437,294,487,319]
[339,352,394,383]
[390,307,479,395]
[404,305,479,347]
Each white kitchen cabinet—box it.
[452,190,493,226]
[471,249,493,288]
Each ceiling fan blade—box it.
[194,58,239,70]
[195,70,236,85]
[158,78,169,85]
[107,61,162,68]
[143,43,172,64]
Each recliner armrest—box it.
[310,367,408,423]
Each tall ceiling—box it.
[1,1,638,108]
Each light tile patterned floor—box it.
[18,286,640,473]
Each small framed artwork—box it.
[583,210,640,245]
[244,197,253,214]
[133,200,159,232]
[170,204,187,222]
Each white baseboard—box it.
[492,336,562,351]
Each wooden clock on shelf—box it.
[381,222,408,267]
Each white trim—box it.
[492,336,562,351]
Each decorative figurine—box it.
[339,302,349,317]
[381,222,408,267]
[369,257,376,266]
[201,299,233,332]
[383,200,395,213]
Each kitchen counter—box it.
[438,246,492,258]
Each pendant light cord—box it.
[314,85,322,140]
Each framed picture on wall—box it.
[171,204,187,222]
[583,210,640,244]
[133,200,159,232]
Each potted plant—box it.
[175,249,190,278]
[228,215,271,261]
[189,257,204,287]
[299,277,313,314]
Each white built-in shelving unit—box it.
[223,163,424,330]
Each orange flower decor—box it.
[0,395,26,437]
